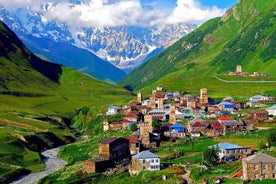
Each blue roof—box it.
[170,123,184,128]
[209,142,242,150]
[132,151,160,159]
[219,102,234,105]
[108,105,121,109]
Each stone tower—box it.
[157,98,164,110]
[137,93,142,103]
[144,115,153,132]
[140,122,151,147]
[236,65,242,73]
[169,104,176,124]
[150,96,156,109]
[103,119,109,132]
[200,88,208,104]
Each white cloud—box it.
[166,0,225,24]
[0,0,226,27]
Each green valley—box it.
[0,21,133,183]
[120,0,276,97]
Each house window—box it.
[273,173,276,178]
[151,159,154,163]
[273,164,276,170]
[254,174,259,179]
[156,159,159,163]
[254,165,258,170]
[264,173,268,179]
[263,164,267,170]
[143,166,146,170]
[143,159,145,164]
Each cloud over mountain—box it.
[0,0,225,27]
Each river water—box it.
[11,147,67,184]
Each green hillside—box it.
[0,21,133,182]
[120,0,276,97]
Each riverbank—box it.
[12,147,66,184]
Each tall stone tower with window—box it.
[200,88,208,104]
[137,93,142,103]
[169,104,176,124]
[140,122,151,147]
[236,65,242,73]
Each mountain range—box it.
[0,4,197,74]
[121,0,276,97]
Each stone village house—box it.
[129,150,160,175]
[243,153,276,180]
[83,137,131,173]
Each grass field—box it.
[0,67,134,182]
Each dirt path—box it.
[11,147,66,184]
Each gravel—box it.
[11,147,67,184]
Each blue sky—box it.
[141,0,239,9]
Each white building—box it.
[129,151,160,175]
[266,104,276,116]
[106,105,121,115]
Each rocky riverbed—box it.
[12,147,66,184]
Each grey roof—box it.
[243,153,276,164]
[209,142,244,150]
[132,151,160,159]
[267,104,276,111]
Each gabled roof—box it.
[132,150,160,159]
[125,113,137,118]
[108,105,121,110]
[122,119,131,123]
[170,123,184,128]
[191,121,206,127]
[209,142,244,150]
[243,153,276,164]
[101,137,118,144]
[149,109,165,113]
[251,95,267,99]
[218,116,233,121]
[155,94,165,98]
[124,136,139,143]
[267,104,276,111]
[209,122,223,130]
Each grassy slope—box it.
[0,21,134,182]
[120,0,276,97]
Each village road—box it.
[11,147,66,184]
[212,75,276,83]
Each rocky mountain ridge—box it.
[0,5,197,72]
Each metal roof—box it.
[209,142,243,150]
[267,104,276,110]
[132,151,160,159]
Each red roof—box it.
[162,123,173,127]
[124,136,139,143]
[155,94,165,98]
[125,113,137,118]
[129,101,137,106]
[210,122,223,130]
[101,137,118,144]
[191,130,201,134]
[122,119,131,123]
[191,121,206,127]
[218,116,233,121]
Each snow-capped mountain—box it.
[0,4,197,73]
